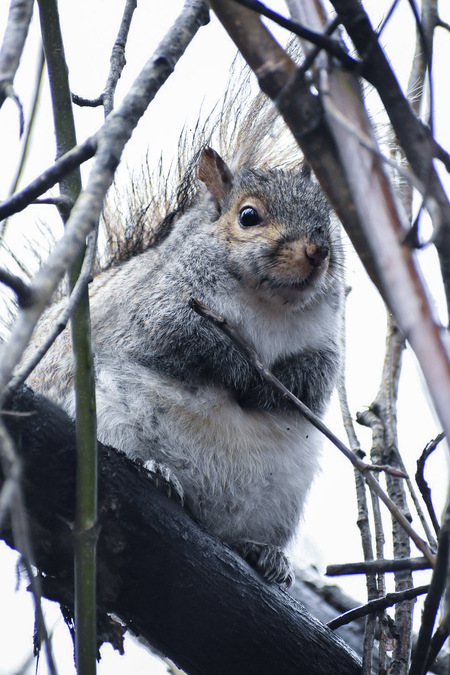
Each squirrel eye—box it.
[238,206,262,227]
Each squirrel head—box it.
[198,147,340,306]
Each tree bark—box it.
[1,386,362,675]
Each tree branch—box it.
[0,138,98,221]
[326,557,432,577]
[0,268,33,307]
[232,0,359,71]
[328,0,450,321]
[102,0,137,116]
[38,0,97,665]
[328,585,430,631]
[0,0,34,109]
[1,386,363,675]
[415,432,445,537]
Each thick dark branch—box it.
[0,268,33,307]
[71,94,103,108]
[232,0,359,71]
[1,386,363,675]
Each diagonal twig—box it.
[190,297,435,566]
[327,585,430,631]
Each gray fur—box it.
[25,156,344,585]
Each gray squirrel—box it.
[25,141,344,586]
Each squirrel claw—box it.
[234,541,294,588]
[143,459,185,506]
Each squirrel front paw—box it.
[143,459,185,506]
[233,540,294,588]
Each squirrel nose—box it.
[304,243,329,267]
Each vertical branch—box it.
[0,45,45,245]
[337,305,377,675]
[0,0,34,109]
[102,0,137,116]
[37,0,98,672]
[381,318,413,675]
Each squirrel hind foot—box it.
[143,459,185,506]
[233,541,294,588]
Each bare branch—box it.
[0,46,45,246]
[326,557,432,577]
[327,585,430,631]
[232,0,359,70]
[72,0,138,117]
[102,0,137,116]
[0,268,33,307]
[6,231,97,397]
[71,93,103,107]
[416,432,445,536]
[425,611,450,673]
[0,137,98,221]
[328,0,450,323]
[0,0,34,109]
[337,299,377,675]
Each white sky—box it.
[0,1,449,673]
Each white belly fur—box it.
[87,362,322,547]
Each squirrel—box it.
[24,86,344,586]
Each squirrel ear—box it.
[198,147,233,206]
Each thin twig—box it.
[6,232,98,397]
[0,138,98,221]
[327,585,430,630]
[337,296,377,674]
[0,45,45,245]
[72,94,103,107]
[190,298,435,566]
[102,0,137,116]
[71,0,138,117]
[416,431,445,536]
[326,557,432,577]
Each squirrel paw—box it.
[234,541,294,588]
[143,459,185,506]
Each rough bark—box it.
[1,385,362,675]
